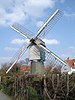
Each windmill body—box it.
[29,38,45,61]
[29,38,46,74]
[6,9,71,74]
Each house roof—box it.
[65,59,75,69]
[20,66,31,72]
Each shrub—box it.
[27,86,39,100]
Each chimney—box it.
[67,57,69,60]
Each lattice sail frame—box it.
[35,9,63,39]
[44,52,70,73]
[11,23,34,39]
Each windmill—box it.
[6,9,70,74]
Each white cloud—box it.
[25,0,55,18]
[0,6,28,26]
[61,54,68,59]
[61,46,75,59]
[69,46,75,53]
[64,11,75,18]
[11,38,59,45]
[36,21,44,27]
[11,38,29,45]
[69,46,75,49]
[0,56,11,66]
[59,0,65,3]
[0,0,56,26]
[4,47,18,51]
[43,38,60,45]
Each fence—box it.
[10,74,75,100]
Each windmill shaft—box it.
[35,9,60,39]
[11,25,31,39]
[6,44,30,74]
[6,60,17,74]
[40,45,67,66]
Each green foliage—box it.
[1,76,14,96]
[1,67,75,100]
[32,76,43,82]
[27,86,39,100]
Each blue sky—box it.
[0,0,75,66]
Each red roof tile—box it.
[65,59,75,69]
[20,66,31,72]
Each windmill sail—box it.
[39,45,70,73]
[11,23,34,39]
[34,9,63,39]
[6,43,30,74]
